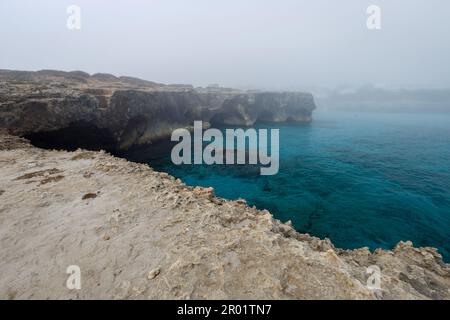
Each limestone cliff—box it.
[0,133,449,299]
[0,70,315,151]
[2,70,448,300]
[210,92,314,126]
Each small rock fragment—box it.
[82,192,98,200]
[147,268,161,280]
[211,197,223,205]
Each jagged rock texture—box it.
[0,70,315,151]
[0,134,449,299]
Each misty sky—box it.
[1,0,450,89]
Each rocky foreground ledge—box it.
[0,133,449,300]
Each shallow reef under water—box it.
[123,111,450,262]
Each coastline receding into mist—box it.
[1,70,450,299]
[2,0,450,303]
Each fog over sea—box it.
[125,111,450,262]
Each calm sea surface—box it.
[128,111,450,261]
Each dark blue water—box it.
[141,112,450,261]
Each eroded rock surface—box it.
[0,70,315,151]
[0,134,449,300]
[210,92,314,126]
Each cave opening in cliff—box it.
[24,121,117,152]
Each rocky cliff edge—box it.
[0,70,315,151]
[0,133,449,299]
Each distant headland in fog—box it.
[313,84,450,113]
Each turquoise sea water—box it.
[133,112,450,261]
